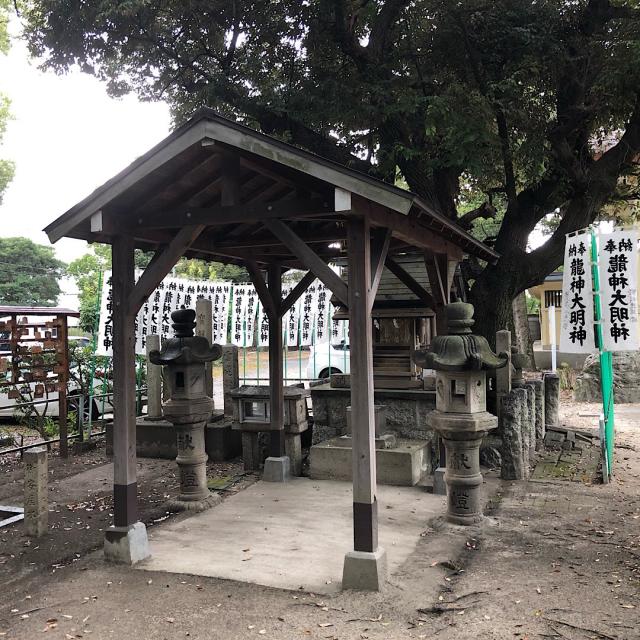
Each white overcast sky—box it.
[0,18,171,267]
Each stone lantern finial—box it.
[171,307,196,337]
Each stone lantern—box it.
[150,308,222,511]
[414,302,508,525]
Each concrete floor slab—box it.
[138,477,445,593]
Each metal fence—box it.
[0,387,147,456]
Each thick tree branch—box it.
[368,0,410,61]
[458,202,497,230]
[515,93,640,291]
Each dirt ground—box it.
[0,397,639,640]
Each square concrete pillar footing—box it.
[342,547,387,591]
[433,467,447,495]
[104,522,150,565]
[263,456,290,482]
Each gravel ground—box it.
[0,398,638,640]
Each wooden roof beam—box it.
[245,261,278,320]
[264,219,348,306]
[281,271,316,315]
[128,224,206,314]
[361,200,464,260]
[370,228,392,308]
[125,197,335,231]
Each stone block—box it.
[205,421,242,462]
[519,388,531,477]
[104,522,150,565]
[346,404,387,437]
[525,383,536,462]
[330,373,350,388]
[532,378,545,448]
[135,417,176,458]
[495,330,512,402]
[145,335,163,419]
[23,447,47,537]
[433,467,447,495]
[544,372,560,428]
[242,432,262,471]
[263,456,291,482]
[500,389,525,481]
[195,298,214,402]
[285,433,302,476]
[480,445,501,470]
[310,385,436,442]
[342,548,387,591]
[222,345,239,417]
[338,433,397,450]
[575,352,640,403]
[309,438,428,486]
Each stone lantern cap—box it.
[149,308,222,365]
[413,302,508,372]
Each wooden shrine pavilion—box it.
[44,108,498,589]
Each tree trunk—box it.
[468,266,516,350]
[512,292,536,369]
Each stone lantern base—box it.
[428,410,497,525]
[163,399,217,513]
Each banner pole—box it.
[590,229,615,479]
[549,304,557,372]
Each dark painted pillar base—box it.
[113,482,138,528]
[353,499,378,552]
[269,430,285,458]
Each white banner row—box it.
[97,273,341,356]
[560,229,639,353]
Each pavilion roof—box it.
[44,108,498,267]
[0,306,79,317]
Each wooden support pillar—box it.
[57,314,69,458]
[425,252,455,336]
[268,262,285,458]
[343,215,386,590]
[111,235,139,528]
[104,235,150,564]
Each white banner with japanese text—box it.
[559,233,596,353]
[598,229,639,352]
[97,273,340,356]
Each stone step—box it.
[309,437,430,486]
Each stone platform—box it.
[309,438,429,486]
[138,477,444,593]
[105,413,242,461]
[310,383,436,442]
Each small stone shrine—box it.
[150,308,222,511]
[230,385,309,476]
[414,302,508,524]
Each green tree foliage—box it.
[22,0,640,338]
[173,258,249,283]
[68,244,152,333]
[0,0,15,203]
[0,237,65,306]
